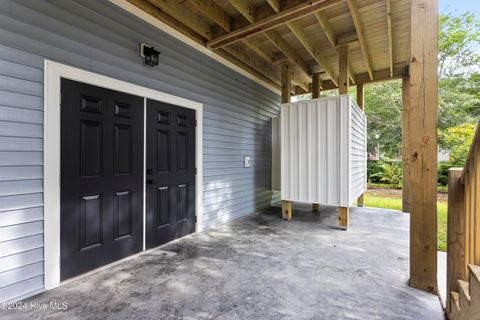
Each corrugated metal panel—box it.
[0,0,279,302]
[281,95,366,207]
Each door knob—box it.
[147,179,156,185]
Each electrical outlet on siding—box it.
[244,156,251,168]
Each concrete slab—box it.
[1,204,444,319]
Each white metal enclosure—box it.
[280,95,367,207]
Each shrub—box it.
[438,160,465,186]
[370,161,403,187]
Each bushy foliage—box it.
[438,122,477,162]
[370,161,403,187]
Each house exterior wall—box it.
[0,0,279,302]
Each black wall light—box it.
[140,43,160,66]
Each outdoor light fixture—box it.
[140,43,160,66]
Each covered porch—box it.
[4,205,443,319]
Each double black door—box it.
[60,80,196,280]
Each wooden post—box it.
[446,168,467,314]
[281,63,292,220]
[402,75,411,213]
[339,207,349,230]
[338,45,349,95]
[356,83,364,111]
[338,45,350,229]
[312,73,321,212]
[312,73,322,99]
[356,83,365,207]
[408,0,439,293]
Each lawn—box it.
[365,188,448,251]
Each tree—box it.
[438,122,477,162]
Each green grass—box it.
[365,192,448,251]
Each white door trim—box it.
[43,60,203,290]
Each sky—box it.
[440,0,480,16]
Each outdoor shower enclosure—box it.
[279,95,367,208]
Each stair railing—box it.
[447,120,480,318]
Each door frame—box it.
[44,60,203,290]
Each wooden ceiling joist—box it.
[229,1,256,24]
[287,20,338,86]
[243,37,273,63]
[266,0,281,13]
[315,11,355,84]
[346,0,373,80]
[207,0,343,50]
[264,30,310,77]
[190,0,232,32]
[146,0,213,40]
[386,0,393,78]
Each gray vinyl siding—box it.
[0,0,280,302]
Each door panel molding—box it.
[44,60,203,290]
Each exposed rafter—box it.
[315,11,355,84]
[190,0,232,32]
[264,30,310,77]
[207,0,343,49]
[242,37,273,63]
[229,1,256,23]
[146,0,213,40]
[266,0,281,13]
[346,0,373,80]
[287,20,338,86]
[386,0,393,78]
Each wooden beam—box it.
[264,29,310,77]
[346,0,373,80]
[386,0,393,78]
[408,0,439,293]
[312,73,322,98]
[356,83,364,111]
[402,75,411,213]
[287,20,338,86]
[357,194,364,207]
[338,45,349,94]
[190,0,232,32]
[127,0,207,45]
[266,0,281,13]
[146,0,213,40]
[229,1,256,23]
[207,0,343,49]
[242,37,273,63]
[315,12,355,85]
[216,48,280,90]
[446,168,467,314]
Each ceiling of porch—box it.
[126,0,411,93]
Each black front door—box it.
[60,79,144,280]
[146,99,196,249]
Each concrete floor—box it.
[2,204,444,320]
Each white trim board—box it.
[43,60,204,290]
[109,0,280,95]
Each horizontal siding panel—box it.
[0,275,43,302]
[0,166,43,181]
[0,193,43,212]
[203,190,272,216]
[0,91,43,110]
[0,221,43,242]
[0,43,43,68]
[0,180,43,196]
[203,176,269,192]
[0,151,43,166]
[0,74,43,97]
[0,59,43,82]
[0,106,43,124]
[0,248,43,273]
[203,179,269,199]
[0,234,43,258]
[0,261,43,288]
[0,121,43,138]
[0,207,43,227]
[0,137,43,151]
